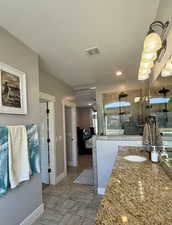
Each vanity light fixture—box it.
[142,52,157,61]
[138,68,151,80]
[140,61,154,69]
[138,20,169,81]
[165,57,172,70]
[139,68,151,75]
[161,56,172,77]
[138,73,150,81]
[161,69,172,77]
[144,32,162,53]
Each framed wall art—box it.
[0,63,27,114]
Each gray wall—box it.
[156,0,172,22]
[39,70,74,176]
[0,27,42,225]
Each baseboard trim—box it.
[50,172,56,185]
[55,171,66,184]
[97,188,105,195]
[20,203,44,225]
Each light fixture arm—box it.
[148,20,169,39]
[148,21,170,62]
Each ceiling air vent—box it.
[85,47,100,56]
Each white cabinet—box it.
[96,136,143,195]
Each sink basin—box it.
[124,155,147,162]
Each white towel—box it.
[8,126,30,189]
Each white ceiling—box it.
[75,87,96,107]
[0,0,160,89]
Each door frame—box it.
[62,99,77,176]
[40,92,56,185]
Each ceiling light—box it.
[90,87,96,89]
[161,69,172,77]
[116,71,123,76]
[88,103,92,106]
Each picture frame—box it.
[0,63,27,115]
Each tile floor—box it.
[33,155,102,225]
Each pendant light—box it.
[138,21,169,81]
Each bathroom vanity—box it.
[93,135,172,195]
[95,146,172,225]
[93,135,143,195]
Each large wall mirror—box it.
[102,88,148,136]
[98,75,172,137]
[150,74,172,136]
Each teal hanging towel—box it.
[26,125,40,175]
[0,127,9,197]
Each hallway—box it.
[34,155,102,225]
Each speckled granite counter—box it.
[95,146,172,225]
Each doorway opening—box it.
[63,100,77,176]
[76,107,96,156]
[72,106,97,185]
[74,84,97,185]
[39,92,56,187]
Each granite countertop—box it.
[95,146,172,225]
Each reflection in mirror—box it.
[102,87,148,136]
[150,75,172,136]
[98,74,172,137]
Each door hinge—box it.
[48,168,51,173]
[47,138,51,143]
[46,109,50,114]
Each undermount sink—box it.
[124,155,147,162]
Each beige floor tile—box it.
[34,155,102,225]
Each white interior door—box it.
[40,102,49,184]
[65,106,73,166]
